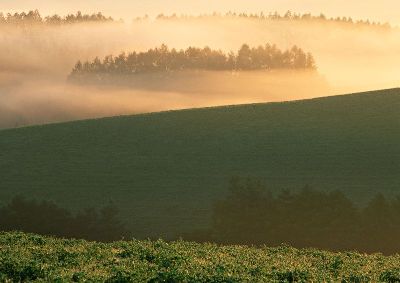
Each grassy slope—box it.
[0,89,400,238]
[1,232,400,282]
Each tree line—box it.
[2,180,400,255]
[138,11,392,30]
[1,10,391,30]
[0,10,115,26]
[0,196,129,242]
[69,43,316,84]
[186,178,400,255]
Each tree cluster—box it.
[69,43,316,83]
[145,11,392,30]
[0,10,114,26]
[188,178,400,255]
[0,196,129,242]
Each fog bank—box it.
[0,18,399,128]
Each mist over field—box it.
[2,3,400,268]
[0,15,399,128]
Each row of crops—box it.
[1,232,400,282]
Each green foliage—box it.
[0,89,399,239]
[1,232,400,282]
[379,269,400,283]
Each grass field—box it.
[0,88,400,239]
[1,232,400,282]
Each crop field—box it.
[1,232,400,282]
[0,89,400,239]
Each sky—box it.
[1,0,399,25]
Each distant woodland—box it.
[138,11,392,30]
[187,178,400,255]
[3,179,400,254]
[0,10,115,25]
[69,44,316,84]
[0,196,129,242]
[1,10,392,30]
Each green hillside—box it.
[0,88,399,239]
[2,232,400,282]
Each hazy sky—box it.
[2,0,399,25]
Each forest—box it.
[68,43,316,84]
[0,196,129,242]
[186,178,400,255]
[3,179,400,254]
[142,11,393,30]
[0,9,392,30]
[0,10,114,25]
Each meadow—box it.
[1,89,400,239]
[1,232,400,282]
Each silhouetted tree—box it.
[212,177,273,244]
[237,44,252,70]
[359,194,400,254]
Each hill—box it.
[0,88,399,239]
[1,232,400,282]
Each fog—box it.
[0,70,329,128]
[5,0,400,26]
[0,17,399,128]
